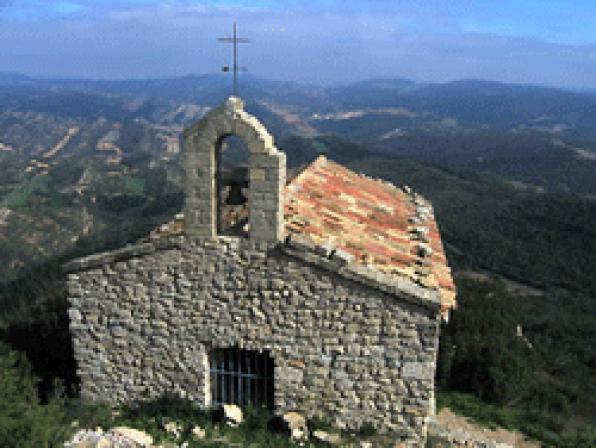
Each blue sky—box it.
[1,0,595,88]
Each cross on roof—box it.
[218,22,251,97]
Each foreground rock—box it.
[110,428,153,446]
[162,421,182,440]
[312,429,341,445]
[65,427,154,448]
[223,404,243,427]
[282,411,308,441]
[191,425,206,440]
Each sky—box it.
[1,0,595,89]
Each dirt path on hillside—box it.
[455,270,544,297]
[436,408,541,447]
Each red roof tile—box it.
[284,155,456,312]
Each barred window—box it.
[210,347,274,409]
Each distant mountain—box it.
[321,78,596,135]
[3,73,596,132]
[0,73,330,109]
[0,85,132,121]
[1,72,596,198]
[326,77,417,109]
[399,79,596,130]
[0,73,33,85]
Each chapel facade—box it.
[65,96,456,444]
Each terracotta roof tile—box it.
[284,155,456,313]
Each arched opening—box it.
[184,98,285,241]
[216,135,250,237]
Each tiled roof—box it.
[149,155,456,313]
[284,156,456,313]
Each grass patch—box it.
[4,175,52,209]
[308,415,335,432]
[92,397,330,447]
[123,175,145,196]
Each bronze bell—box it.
[226,180,247,205]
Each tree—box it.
[0,342,69,447]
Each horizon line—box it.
[1,71,593,93]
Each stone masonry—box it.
[66,236,440,443]
[65,96,452,446]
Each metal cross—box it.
[218,22,251,97]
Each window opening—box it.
[209,347,274,409]
[217,136,249,236]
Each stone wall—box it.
[66,236,441,444]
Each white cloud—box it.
[0,0,594,88]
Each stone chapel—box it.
[65,96,456,444]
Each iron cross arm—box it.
[218,22,251,96]
[218,38,251,43]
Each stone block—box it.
[250,168,266,182]
[223,404,243,426]
[280,366,304,384]
[402,362,434,380]
[109,427,153,446]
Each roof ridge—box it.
[286,155,327,187]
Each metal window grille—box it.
[210,347,274,409]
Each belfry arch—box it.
[216,135,250,236]
[183,96,286,242]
